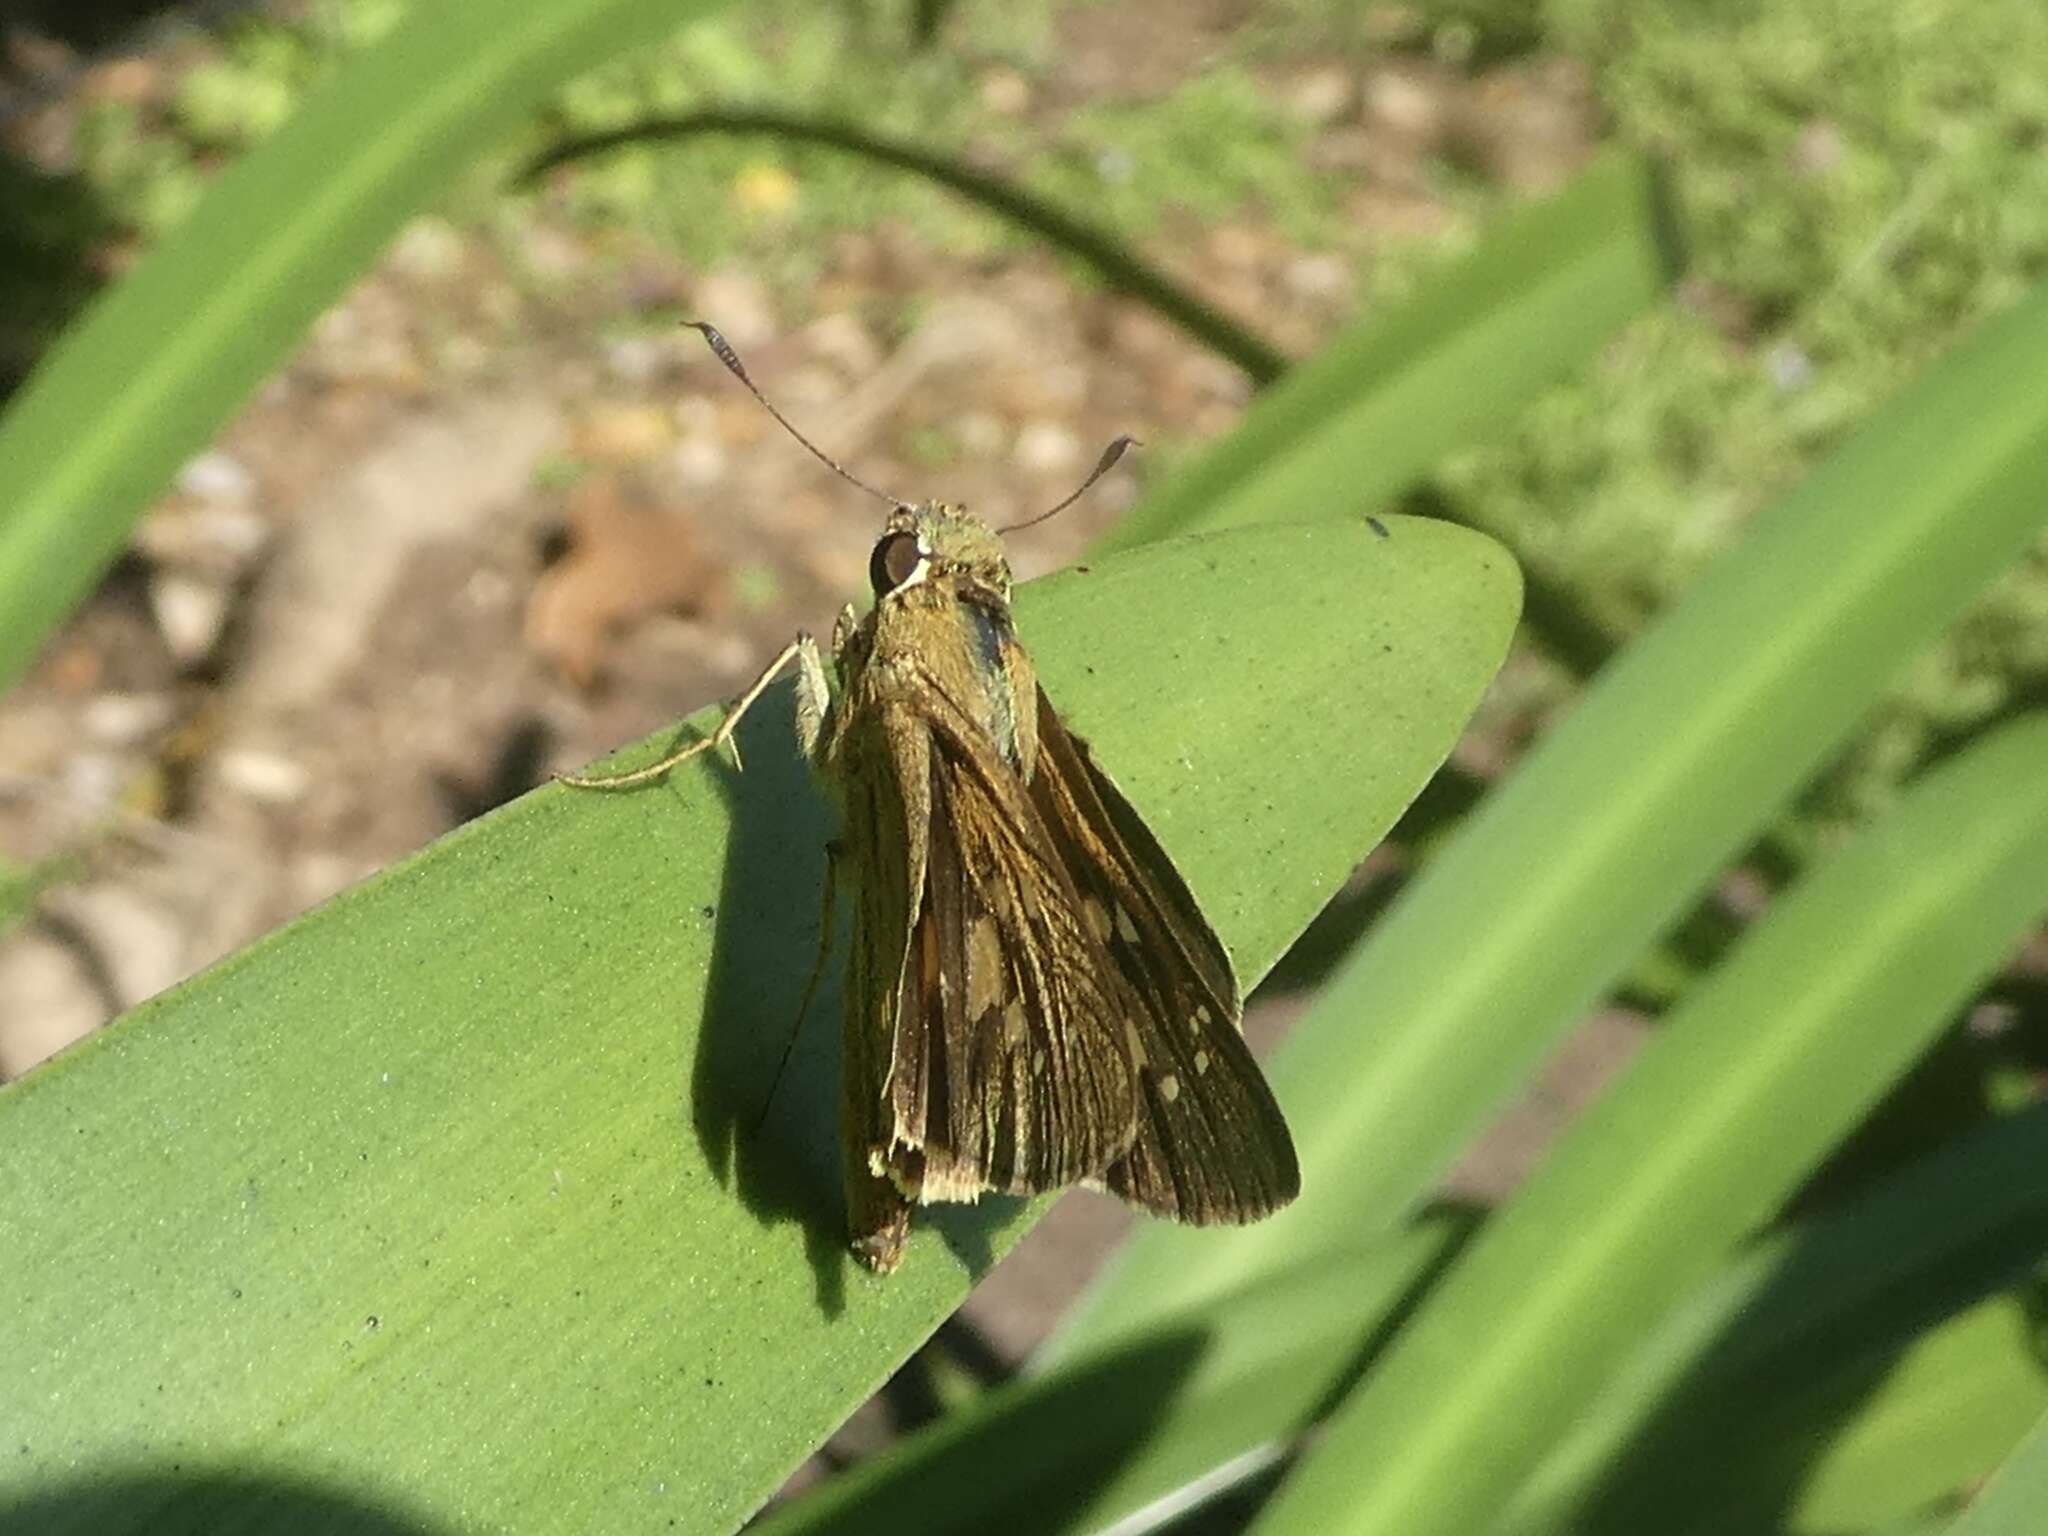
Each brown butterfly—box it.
[565,324,1298,1271]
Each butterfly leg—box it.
[791,630,833,764]
[557,633,821,789]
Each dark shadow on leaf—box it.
[0,1465,451,1536]
[1572,1107,2048,1533]
[778,1328,1211,1535]
[680,680,1032,1312]
[0,153,108,402]
[650,689,848,1316]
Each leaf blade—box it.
[1095,151,1675,550]
[1252,714,2048,1536]
[0,519,1518,1536]
[1058,276,2048,1349]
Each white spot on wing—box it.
[1114,904,1139,945]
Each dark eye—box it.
[869,531,924,597]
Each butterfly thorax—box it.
[836,502,1039,777]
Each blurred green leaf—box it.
[0,0,729,696]
[777,1102,2048,1535]
[1508,1104,2048,1533]
[0,519,1519,1536]
[751,1215,1472,1536]
[1255,714,2048,1536]
[1058,276,2048,1355]
[1780,1296,2047,1535]
[1941,1409,2048,1536]
[1095,151,1677,551]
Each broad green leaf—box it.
[1253,714,2048,1536]
[1942,1410,2048,1536]
[777,1107,2048,1536]
[1780,1297,2047,1535]
[1508,1105,2048,1533]
[1095,151,1675,551]
[751,1217,1471,1536]
[0,519,1520,1536]
[0,0,729,696]
[1058,275,2048,1353]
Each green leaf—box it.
[1057,275,2048,1353]
[1251,714,2048,1536]
[775,1106,2048,1536]
[0,519,1520,1536]
[1781,1297,2048,1535]
[1941,1410,2048,1536]
[1507,1104,2048,1533]
[0,0,729,696]
[1095,151,1677,550]
[750,1216,1473,1536]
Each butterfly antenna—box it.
[686,320,904,507]
[999,434,1141,534]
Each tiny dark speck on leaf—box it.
[230,1288,243,1299]
[1367,516,1390,538]
[701,905,716,920]
[365,1315,381,1331]
[1074,564,1091,574]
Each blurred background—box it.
[1,0,2044,1509]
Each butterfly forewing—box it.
[845,694,1141,1217]
[1027,689,1301,1224]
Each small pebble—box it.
[1288,67,1354,124]
[149,571,232,665]
[176,451,255,505]
[670,434,727,488]
[691,270,776,349]
[216,748,311,805]
[82,692,176,746]
[1013,420,1081,475]
[980,67,1031,116]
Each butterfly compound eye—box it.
[869,530,925,597]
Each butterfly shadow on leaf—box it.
[691,681,1013,1314]
[681,684,846,1314]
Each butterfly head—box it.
[868,502,1010,607]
